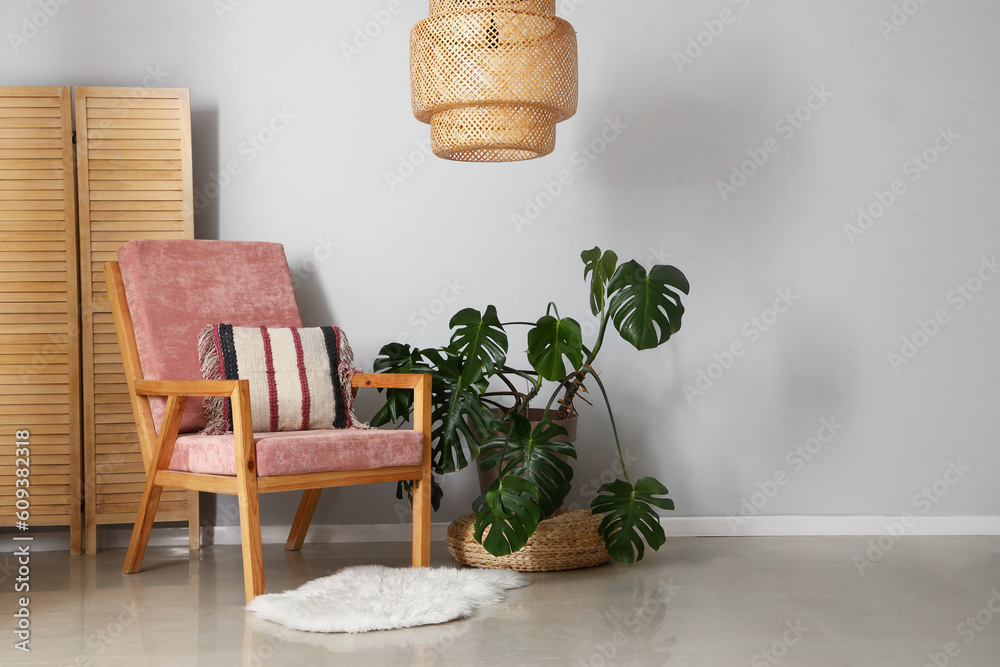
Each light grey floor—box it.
[1,536,998,666]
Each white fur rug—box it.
[247,565,529,633]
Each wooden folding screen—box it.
[0,86,82,553]
[75,87,197,554]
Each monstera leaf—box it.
[448,306,508,386]
[473,475,541,557]
[526,315,583,381]
[478,414,576,519]
[372,344,491,475]
[370,343,424,427]
[582,247,619,316]
[607,261,689,351]
[591,477,674,564]
[421,348,492,474]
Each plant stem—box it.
[585,366,631,485]
[585,306,611,366]
[554,371,587,420]
[500,367,540,384]
[494,419,516,484]
[495,372,522,396]
[498,367,542,413]
[480,397,508,411]
[485,371,526,412]
[557,304,609,418]
[544,373,581,418]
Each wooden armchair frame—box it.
[104,261,432,601]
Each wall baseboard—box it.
[662,515,1000,537]
[6,515,999,552]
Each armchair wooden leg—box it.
[237,476,264,603]
[123,478,164,574]
[123,393,187,574]
[188,490,200,551]
[285,489,322,551]
[231,380,264,602]
[411,373,433,567]
[411,476,431,568]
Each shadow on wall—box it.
[291,265,338,330]
[191,107,220,240]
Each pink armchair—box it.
[105,240,431,601]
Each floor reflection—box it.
[243,613,472,667]
[597,572,678,664]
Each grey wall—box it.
[5,0,998,529]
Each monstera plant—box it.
[371,247,689,564]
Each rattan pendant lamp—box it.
[410,0,579,162]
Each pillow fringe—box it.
[199,324,230,435]
[336,328,371,430]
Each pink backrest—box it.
[117,240,303,433]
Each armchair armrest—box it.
[131,378,256,484]
[351,373,429,390]
[133,379,244,397]
[352,374,432,453]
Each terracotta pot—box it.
[474,408,578,495]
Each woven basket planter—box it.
[447,509,609,572]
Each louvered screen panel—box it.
[0,86,82,553]
[75,87,197,554]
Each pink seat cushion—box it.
[169,429,425,477]
[117,240,303,433]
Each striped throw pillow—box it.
[198,325,366,434]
